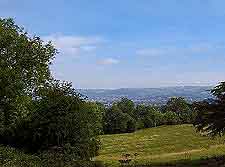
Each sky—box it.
[1,0,225,88]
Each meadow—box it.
[2,124,225,166]
[96,124,225,166]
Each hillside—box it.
[1,125,225,167]
[78,86,213,106]
[96,124,225,166]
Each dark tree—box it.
[117,97,135,116]
[103,104,136,134]
[5,80,102,160]
[0,18,102,161]
[163,111,180,125]
[165,97,193,123]
[134,105,163,128]
[194,82,225,136]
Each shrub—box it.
[2,81,102,160]
[135,119,145,130]
[0,145,42,167]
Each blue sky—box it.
[1,0,225,88]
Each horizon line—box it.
[76,84,215,90]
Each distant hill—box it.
[78,86,213,106]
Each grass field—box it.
[95,124,225,166]
[1,124,225,166]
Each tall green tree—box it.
[163,111,180,125]
[134,105,163,128]
[0,18,56,125]
[165,97,192,123]
[116,97,135,116]
[194,82,225,136]
[103,104,136,134]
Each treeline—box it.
[0,18,103,165]
[99,97,196,134]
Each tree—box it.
[0,18,103,162]
[194,82,225,137]
[0,18,56,126]
[103,105,136,134]
[134,105,163,128]
[4,80,102,160]
[163,111,180,125]
[116,97,135,116]
[165,97,192,123]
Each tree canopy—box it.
[0,18,102,161]
[194,82,225,137]
[0,18,56,125]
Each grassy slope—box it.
[96,124,225,166]
[1,125,225,166]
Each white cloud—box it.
[136,48,167,56]
[187,44,213,53]
[97,58,120,65]
[80,45,97,51]
[43,35,104,57]
[136,43,222,57]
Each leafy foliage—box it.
[0,145,105,167]
[163,111,180,125]
[0,145,42,167]
[0,18,102,161]
[194,82,225,137]
[102,97,195,134]
[134,105,163,128]
[103,104,136,134]
[0,18,56,126]
[116,98,135,116]
[165,97,194,123]
[3,80,102,160]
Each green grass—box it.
[1,124,225,166]
[96,124,225,166]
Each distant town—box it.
[78,86,213,106]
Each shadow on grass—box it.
[122,155,225,167]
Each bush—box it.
[0,145,106,167]
[0,145,42,167]
[135,119,145,130]
[1,81,102,160]
[40,150,105,167]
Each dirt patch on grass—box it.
[97,144,225,161]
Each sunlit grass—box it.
[96,124,225,166]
